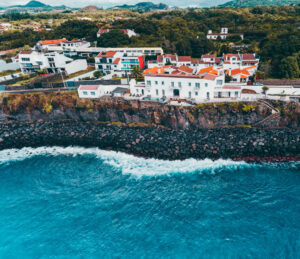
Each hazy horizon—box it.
[0,0,228,8]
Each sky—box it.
[0,0,227,8]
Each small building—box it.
[95,50,144,75]
[112,87,128,97]
[206,28,244,41]
[78,85,101,98]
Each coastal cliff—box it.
[0,92,299,161]
[0,91,299,129]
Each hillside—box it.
[80,5,100,12]
[220,0,300,7]
[112,2,169,11]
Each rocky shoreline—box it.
[0,120,299,162]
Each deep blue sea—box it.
[0,146,299,258]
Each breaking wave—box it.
[0,146,298,177]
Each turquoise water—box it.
[0,146,299,258]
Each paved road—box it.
[1,87,77,94]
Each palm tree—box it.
[131,66,143,81]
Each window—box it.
[48,58,54,62]
[188,82,191,87]
[207,92,210,98]
[162,89,165,96]
[178,82,182,87]
[83,91,88,95]
[195,91,198,96]
[155,81,158,85]
[91,91,96,96]
[136,89,139,93]
[162,81,165,85]
[205,83,208,87]
[171,82,174,87]
[217,80,223,85]
[147,80,151,86]
[21,58,30,62]
[189,91,191,98]
[156,89,159,96]
[235,91,239,97]
[195,83,200,88]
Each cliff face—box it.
[0,92,299,129]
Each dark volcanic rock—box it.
[0,121,299,162]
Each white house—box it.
[78,84,129,98]
[206,27,244,40]
[95,50,144,75]
[97,29,137,38]
[18,50,88,75]
[78,85,102,98]
[131,64,226,102]
[60,40,91,57]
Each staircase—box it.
[253,99,281,127]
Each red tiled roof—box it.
[177,56,191,62]
[146,73,217,81]
[97,51,117,57]
[241,53,255,60]
[20,50,33,55]
[113,58,120,64]
[38,39,67,45]
[198,66,214,74]
[203,74,218,80]
[224,54,240,61]
[202,54,214,59]
[191,59,202,64]
[79,85,99,91]
[178,65,193,74]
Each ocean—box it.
[0,146,299,258]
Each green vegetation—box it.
[0,5,299,79]
[220,0,299,8]
[97,29,131,47]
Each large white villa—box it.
[17,50,88,75]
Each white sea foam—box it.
[0,146,266,177]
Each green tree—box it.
[278,56,300,79]
[97,30,131,47]
[131,66,143,81]
[93,71,102,78]
[262,86,269,97]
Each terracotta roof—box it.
[178,65,193,74]
[97,51,117,57]
[79,85,99,91]
[113,58,120,64]
[241,53,255,60]
[230,68,242,76]
[245,66,257,70]
[38,39,67,45]
[177,56,191,62]
[20,50,33,55]
[191,59,202,64]
[203,74,218,80]
[208,70,218,76]
[198,66,214,74]
[202,54,214,59]
[224,54,240,61]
